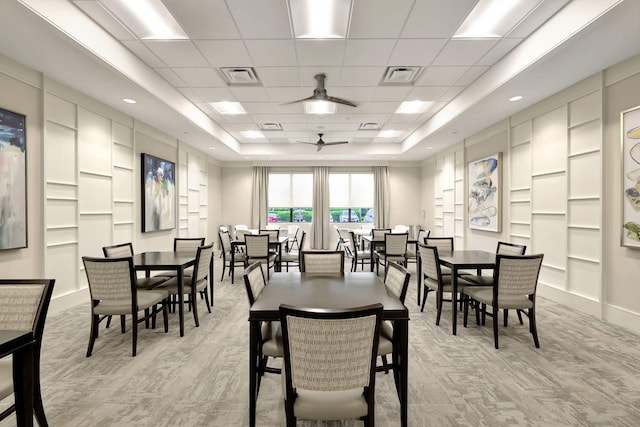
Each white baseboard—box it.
[603,304,640,335]
[49,288,89,315]
[538,283,601,317]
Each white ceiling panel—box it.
[344,40,396,66]
[407,86,448,101]
[401,0,476,38]
[225,0,292,39]
[372,86,412,102]
[192,87,235,102]
[229,86,270,102]
[154,68,187,87]
[349,0,415,38]
[456,66,489,86]
[172,67,226,87]
[416,66,470,86]
[340,67,387,86]
[256,67,301,87]
[388,39,448,66]
[122,41,166,68]
[164,0,240,39]
[245,40,297,66]
[477,39,523,66]
[432,40,498,66]
[194,40,253,67]
[144,41,209,67]
[73,1,135,41]
[295,40,346,67]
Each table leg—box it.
[249,321,260,427]
[369,242,375,272]
[452,267,458,335]
[393,319,408,427]
[209,255,214,306]
[178,268,185,337]
[416,242,422,306]
[14,341,34,427]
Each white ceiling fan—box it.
[298,133,349,151]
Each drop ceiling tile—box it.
[340,67,386,86]
[407,86,448,100]
[172,68,226,87]
[355,101,400,113]
[432,40,497,66]
[245,40,297,66]
[242,102,282,114]
[415,66,469,86]
[144,41,209,67]
[226,0,292,39]
[333,86,376,103]
[439,86,464,102]
[192,87,235,102]
[372,86,413,102]
[477,39,522,66]
[388,39,448,66]
[177,87,204,103]
[229,86,270,102]
[155,68,187,87]
[73,0,135,41]
[299,67,343,86]
[122,41,166,68]
[265,87,309,103]
[401,0,476,38]
[256,67,301,87]
[349,0,414,38]
[508,0,570,38]
[344,40,396,66]
[295,40,346,67]
[164,0,240,39]
[194,40,253,67]
[456,66,489,86]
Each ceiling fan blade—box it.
[323,141,349,145]
[297,141,320,146]
[326,96,358,107]
[280,95,316,105]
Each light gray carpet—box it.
[2,260,640,426]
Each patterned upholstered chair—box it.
[279,303,383,426]
[374,232,408,275]
[102,242,169,289]
[0,279,54,426]
[377,262,410,374]
[348,230,372,272]
[82,256,169,356]
[219,230,246,283]
[244,234,277,279]
[462,254,544,349]
[424,237,454,276]
[300,250,345,273]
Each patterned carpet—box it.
[2,260,640,426]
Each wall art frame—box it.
[141,153,176,233]
[468,152,501,233]
[621,105,640,247]
[0,106,27,250]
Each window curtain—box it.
[374,166,390,228]
[312,166,330,249]
[251,166,269,230]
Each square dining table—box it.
[437,250,496,335]
[248,272,410,427]
[0,330,35,426]
[132,251,206,337]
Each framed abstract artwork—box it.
[141,153,176,232]
[621,105,640,247]
[468,153,501,232]
[0,107,27,250]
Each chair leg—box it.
[120,315,126,333]
[163,300,169,333]
[86,313,99,357]
[493,305,499,349]
[530,307,540,348]
[517,309,524,325]
[132,313,138,357]
[463,294,469,327]
[105,315,112,329]
[203,289,211,313]
[220,262,226,281]
[192,291,200,327]
[504,309,509,327]
[435,290,443,325]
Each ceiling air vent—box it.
[382,66,423,85]
[359,122,382,130]
[260,123,283,131]
[219,67,260,85]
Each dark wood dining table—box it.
[231,235,288,272]
[248,272,410,427]
[0,330,35,427]
[132,251,210,337]
[437,250,496,335]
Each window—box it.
[329,173,374,223]
[268,173,313,222]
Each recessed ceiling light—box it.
[509,95,523,102]
[377,130,401,138]
[304,100,336,114]
[123,98,136,104]
[395,101,432,114]
[289,0,352,39]
[98,0,188,40]
[241,130,265,139]
[453,0,540,38]
[210,101,246,115]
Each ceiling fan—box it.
[284,73,358,108]
[298,133,349,151]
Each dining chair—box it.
[418,244,470,324]
[82,256,169,357]
[0,279,55,427]
[219,230,246,283]
[242,263,283,394]
[464,241,527,326]
[244,234,277,279]
[280,231,307,271]
[259,229,280,241]
[286,225,300,251]
[374,232,408,275]
[279,303,383,426]
[159,237,208,303]
[369,228,391,252]
[424,237,454,276]
[392,224,409,233]
[348,230,372,272]
[300,250,345,273]
[155,243,214,328]
[405,229,430,268]
[462,253,544,349]
[377,262,410,374]
[334,226,353,257]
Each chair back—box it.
[393,224,409,233]
[418,229,430,244]
[264,224,280,231]
[219,230,232,255]
[82,257,137,302]
[279,303,382,393]
[495,254,543,299]
[296,231,307,253]
[384,233,408,256]
[192,243,214,283]
[174,237,205,253]
[245,234,270,258]
[425,237,453,252]
[372,228,390,240]
[348,230,359,254]
[287,225,299,240]
[384,262,411,304]
[259,229,279,240]
[242,262,267,305]
[102,242,134,258]
[300,251,345,273]
[219,225,228,233]
[337,227,351,243]
[418,244,444,283]
[497,241,526,255]
[235,228,251,243]
[0,280,55,344]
